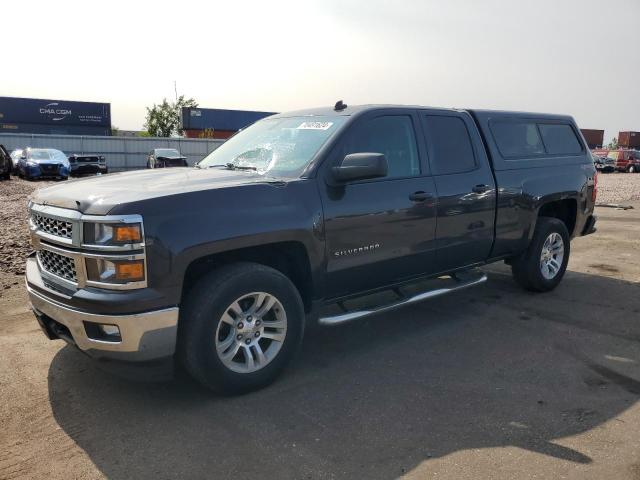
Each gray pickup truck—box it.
[26,103,597,393]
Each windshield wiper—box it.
[225,163,258,171]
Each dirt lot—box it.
[1,175,639,479]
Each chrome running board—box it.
[318,269,487,326]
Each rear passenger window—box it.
[538,124,582,155]
[491,122,545,157]
[424,115,476,175]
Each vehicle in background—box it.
[606,149,640,173]
[0,145,12,180]
[146,148,188,168]
[68,154,108,176]
[17,148,70,180]
[592,153,615,173]
[27,103,597,394]
[10,149,23,174]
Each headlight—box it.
[84,222,143,245]
[85,258,145,283]
[26,161,38,167]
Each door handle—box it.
[472,184,490,194]
[409,191,433,202]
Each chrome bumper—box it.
[27,284,179,361]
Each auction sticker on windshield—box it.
[297,122,333,130]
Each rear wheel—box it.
[629,165,637,173]
[511,217,570,292]
[179,263,305,394]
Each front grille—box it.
[38,250,77,283]
[32,213,73,239]
[39,164,60,175]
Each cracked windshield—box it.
[198,116,346,177]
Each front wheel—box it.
[179,263,305,394]
[629,165,637,173]
[511,217,570,292]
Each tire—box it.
[629,165,636,173]
[179,262,305,394]
[511,217,570,292]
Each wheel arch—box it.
[535,198,578,237]
[180,241,315,313]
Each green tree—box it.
[144,95,198,137]
[606,137,618,149]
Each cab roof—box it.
[270,104,573,122]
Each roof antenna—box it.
[334,100,347,111]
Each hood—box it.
[30,167,287,215]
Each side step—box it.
[318,269,487,326]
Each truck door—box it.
[420,111,496,273]
[321,110,438,299]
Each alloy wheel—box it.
[214,292,287,373]
[539,232,564,280]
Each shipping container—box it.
[183,129,236,140]
[180,107,275,133]
[618,131,640,149]
[0,96,111,135]
[580,129,604,149]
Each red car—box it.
[606,149,640,173]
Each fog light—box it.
[99,324,121,337]
[83,322,122,342]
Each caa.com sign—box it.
[40,102,72,122]
[0,96,111,127]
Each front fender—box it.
[117,180,325,305]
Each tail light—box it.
[592,171,598,202]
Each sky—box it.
[4,0,638,142]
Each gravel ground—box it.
[595,172,640,204]
[0,178,55,282]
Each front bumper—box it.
[27,282,179,362]
[70,164,107,175]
